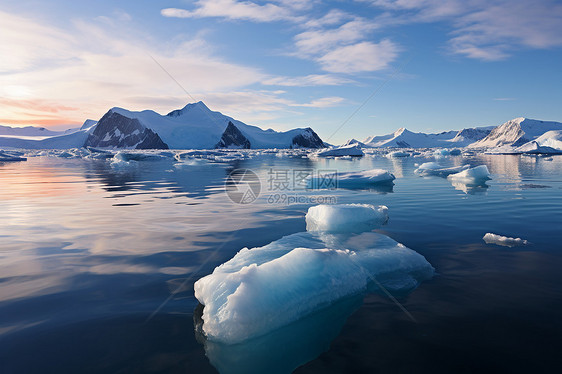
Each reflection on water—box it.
[194,296,363,374]
[1,152,562,373]
[449,180,490,195]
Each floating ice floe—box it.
[194,204,434,345]
[110,151,136,167]
[433,148,462,157]
[306,204,388,233]
[483,233,529,247]
[307,169,395,190]
[386,150,410,158]
[0,150,27,162]
[447,165,491,183]
[315,144,364,157]
[415,162,470,177]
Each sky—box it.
[1,0,562,144]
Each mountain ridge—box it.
[0,101,325,150]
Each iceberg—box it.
[447,165,491,183]
[315,144,364,157]
[513,132,562,154]
[306,204,388,233]
[386,150,410,158]
[483,233,529,247]
[0,151,27,162]
[307,169,395,190]
[194,204,434,345]
[415,162,470,177]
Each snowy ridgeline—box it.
[2,108,561,154]
[331,117,562,155]
[194,204,434,345]
[0,101,324,150]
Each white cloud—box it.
[317,40,400,73]
[295,19,381,55]
[365,0,562,60]
[197,90,346,125]
[0,10,268,126]
[161,0,299,22]
[292,17,399,73]
[161,3,400,74]
[262,74,354,86]
[0,9,349,129]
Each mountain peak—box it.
[394,127,408,136]
[167,101,211,117]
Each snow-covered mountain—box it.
[86,101,324,149]
[0,125,64,137]
[469,117,562,148]
[448,127,493,146]
[349,118,562,150]
[512,130,562,154]
[362,127,459,148]
[0,101,325,150]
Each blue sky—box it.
[1,0,562,144]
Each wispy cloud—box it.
[161,0,301,22]
[365,0,562,60]
[197,90,345,125]
[262,74,355,86]
[162,3,401,74]
[493,97,516,101]
[317,40,400,73]
[0,10,266,126]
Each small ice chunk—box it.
[306,204,388,233]
[449,149,462,155]
[415,162,470,177]
[434,149,450,156]
[415,162,442,171]
[316,145,364,157]
[386,150,410,158]
[483,233,529,247]
[0,151,27,162]
[308,169,395,189]
[448,165,491,183]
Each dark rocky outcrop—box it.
[215,121,251,149]
[291,128,325,148]
[84,111,168,149]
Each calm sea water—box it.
[1,153,561,373]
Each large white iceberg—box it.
[306,204,388,233]
[513,131,562,154]
[194,204,434,344]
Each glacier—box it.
[194,204,434,345]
